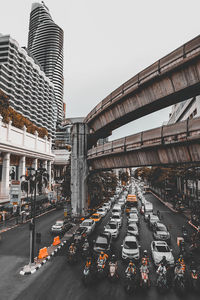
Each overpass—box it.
[85,35,200,142]
[71,35,200,216]
[87,117,200,170]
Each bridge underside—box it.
[88,140,200,170]
[85,36,200,143]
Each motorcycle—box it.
[182,227,189,242]
[157,271,169,293]
[97,258,107,277]
[140,269,150,289]
[67,248,77,264]
[109,262,118,281]
[190,269,199,292]
[82,264,92,285]
[124,272,136,294]
[174,272,186,294]
[82,243,89,258]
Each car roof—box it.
[125,235,137,241]
[82,219,93,223]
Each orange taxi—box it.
[90,213,102,223]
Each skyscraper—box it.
[28,2,64,123]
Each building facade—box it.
[0,34,56,136]
[0,114,54,204]
[28,2,64,123]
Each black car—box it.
[93,232,112,254]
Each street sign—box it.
[10,181,21,204]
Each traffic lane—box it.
[144,193,196,258]
[15,204,199,300]
[0,209,64,300]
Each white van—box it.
[144,202,153,213]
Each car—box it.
[127,223,139,239]
[103,202,111,210]
[129,207,138,215]
[93,232,112,254]
[121,235,140,261]
[51,219,72,235]
[110,213,122,227]
[80,218,96,234]
[128,213,139,225]
[144,202,153,213]
[96,207,107,217]
[118,199,125,207]
[151,241,174,266]
[148,214,160,228]
[90,213,102,223]
[104,221,119,238]
[153,222,171,243]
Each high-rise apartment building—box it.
[0,34,56,135]
[28,2,64,123]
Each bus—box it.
[125,194,138,214]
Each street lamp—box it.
[28,167,47,265]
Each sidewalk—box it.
[20,223,79,275]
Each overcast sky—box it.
[0,0,199,140]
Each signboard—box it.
[10,181,21,204]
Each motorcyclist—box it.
[141,250,150,266]
[109,254,119,278]
[98,251,108,265]
[125,260,137,277]
[85,256,92,268]
[159,256,168,267]
[174,262,185,280]
[177,255,186,272]
[69,242,76,255]
[156,263,167,285]
[140,260,150,287]
[82,238,89,250]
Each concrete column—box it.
[32,158,38,171]
[47,161,52,189]
[1,153,10,201]
[71,123,89,217]
[43,160,47,171]
[19,156,26,180]
[0,114,3,141]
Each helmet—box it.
[71,243,74,246]
[100,251,104,255]
[129,260,133,265]
[112,254,116,259]
[162,256,166,260]
[144,250,147,255]
[179,255,183,259]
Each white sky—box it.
[0,0,200,140]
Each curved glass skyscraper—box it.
[28,2,64,123]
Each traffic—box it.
[65,179,200,295]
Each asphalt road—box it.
[7,193,199,300]
[0,208,65,300]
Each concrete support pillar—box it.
[19,156,26,180]
[43,160,47,171]
[32,158,38,171]
[47,161,52,190]
[1,153,10,201]
[71,123,89,217]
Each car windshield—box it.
[98,209,104,212]
[124,241,137,249]
[151,215,158,220]
[82,222,91,227]
[56,221,63,226]
[106,224,117,229]
[157,224,167,231]
[155,245,170,252]
[92,215,99,219]
[128,225,137,231]
[96,237,108,245]
[129,214,137,218]
[112,215,119,219]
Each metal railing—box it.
[85,35,200,124]
[87,116,200,159]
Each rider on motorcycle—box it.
[174,262,185,280]
[85,256,92,268]
[141,250,150,266]
[140,260,150,287]
[69,242,76,254]
[177,255,186,272]
[159,255,168,267]
[156,263,167,286]
[125,260,137,276]
[109,254,119,278]
[98,251,108,264]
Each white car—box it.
[121,235,140,260]
[103,202,111,210]
[151,241,175,266]
[80,219,95,234]
[96,207,107,217]
[127,223,139,239]
[129,207,138,215]
[110,213,122,227]
[104,221,119,238]
[128,213,139,224]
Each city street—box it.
[0,209,64,300]
[2,193,197,300]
